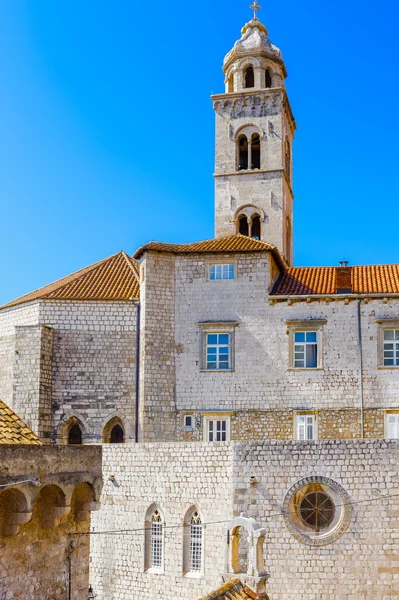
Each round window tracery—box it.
[283,476,352,546]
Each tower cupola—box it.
[223,2,287,93]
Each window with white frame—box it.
[206,333,230,370]
[209,263,235,280]
[383,329,399,366]
[189,512,203,572]
[184,415,193,430]
[386,413,399,439]
[207,418,229,442]
[294,331,318,368]
[296,414,316,441]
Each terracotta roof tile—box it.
[1,251,140,310]
[273,264,399,296]
[198,579,256,600]
[0,400,41,445]
[133,234,283,263]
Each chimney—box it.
[336,261,352,294]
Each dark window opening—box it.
[238,216,249,236]
[251,215,261,240]
[244,66,254,88]
[265,69,272,88]
[251,134,260,169]
[68,424,82,445]
[299,491,335,532]
[110,424,124,443]
[238,136,248,170]
[285,140,291,184]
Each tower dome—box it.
[223,2,287,92]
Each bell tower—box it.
[211,2,296,264]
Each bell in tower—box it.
[212,2,296,264]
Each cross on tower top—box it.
[250,0,262,19]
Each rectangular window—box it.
[294,331,318,368]
[184,415,193,430]
[208,419,228,442]
[386,413,399,439]
[209,263,235,280]
[150,521,163,569]
[296,414,315,440]
[206,333,230,370]
[383,329,399,366]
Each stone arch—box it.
[234,124,260,141]
[59,414,87,445]
[234,204,265,239]
[34,484,68,529]
[0,487,32,537]
[71,482,99,522]
[102,416,125,444]
[225,514,266,578]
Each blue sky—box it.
[0,0,398,305]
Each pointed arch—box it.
[102,416,125,444]
[59,412,88,445]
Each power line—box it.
[0,479,40,489]
[69,491,399,537]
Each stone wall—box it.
[0,445,102,600]
[89,440,399,600]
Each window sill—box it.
[288,367,324,372]
[145,568,164,575]
[184,572,203,579]
[377,366,399,370]
[200,369,235,373]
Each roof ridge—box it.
[121,251,140,281]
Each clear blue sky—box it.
[1,0,398,305]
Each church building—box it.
[0,4,397,599]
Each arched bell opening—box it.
[265,69,272,88]
[244,65,255,88]
[238,215,249,236]
[251,134,261,169]
[251,214,261,240]
[237,135,249,171]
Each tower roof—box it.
[223,6,285,74]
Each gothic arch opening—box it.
[244,66,254,88]
[265,69,272,88]
[103,417,125,444]
[183,506,204,574]
[144,504,165,571]
[238,135,249,170]
[251,133,260,169]
[68,423,82,445]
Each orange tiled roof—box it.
[273,264,399,295]
[198,579,257,600]
[133,234,283,263]
[1,251,140,310]
[0,400,41,445]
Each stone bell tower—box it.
[211,2,296,264]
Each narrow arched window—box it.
[189,512,202,572]
[68,423,82,445]
[265,69,272,88]
[285,139,291,184]
[251,215,261,240]
[228,74,234,93]
[238,135,248,170]
[238,215,249,236]
[251,134,260,169]
[145,507,164,571]
[110,424,124,443]
[244,66,254,88]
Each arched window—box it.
[238,135,248,170]
[238,215,249,236]
[228,74,234,93]
[102,417,125,444]
[68,423,82,445]
[251,134,260,169]
[251,215,261,240]
[244,66,254,88]
[183,507,203,574]
[285,139,291,184]
[265,69,272,88]
[145,507,164,571]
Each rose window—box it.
[299,491,335,531]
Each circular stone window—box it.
[283,476,352,546]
